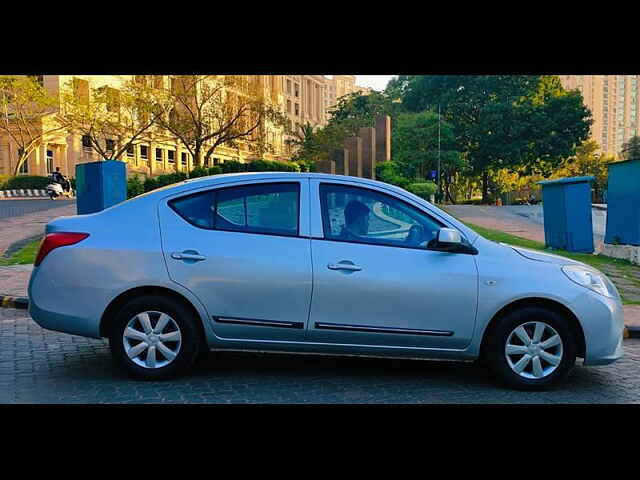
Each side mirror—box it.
[437,228,462,247]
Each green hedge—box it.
[406,182,437,199]
[129,160,300,199]
[2,175,51,190]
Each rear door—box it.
[158,178,312,342]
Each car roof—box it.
[146,171,399,196]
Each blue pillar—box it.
[75,160,127,215]
[605,159,640,246]
[537,176,594,253]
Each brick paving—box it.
[1,307,639,404]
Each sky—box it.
[355,75,396,92]
[325,75,396,92]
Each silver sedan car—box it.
[28,172,624,389]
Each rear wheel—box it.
[483,307,577,390]
[108,295,202,380]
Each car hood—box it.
[506,244,582,266]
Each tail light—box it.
[34,232,90,267]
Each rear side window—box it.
[169,182,300,237]
[169,190,214,229]
[215,183,299,236]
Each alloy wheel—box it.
[504,321,563,380]
[122,311,182,369]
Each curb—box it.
[627,326,640,339]
[0,295,29,310]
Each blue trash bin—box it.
[75,160,127,215]
[605,158,640,246]
[537,176,594,253]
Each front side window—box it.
[169,182,300,237]
[319,183,444,249]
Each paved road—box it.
[445,204,607,251]
[2,307,639,404]
[0,199,75,220]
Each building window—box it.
[181,152,188,167]
[287,100,291,113]
[46,150,54,174]
[286,79,292,95]
[140,146,148,159]
[156,148,163,162]
[126,145,134,157]
[204,158,210,168]
[106,139,115,155]
[295,103,299,116]
[82,135,92,152]
[168,150,175,163]
[294,83,299,98]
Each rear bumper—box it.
[28,268,102,339]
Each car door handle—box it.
[327,262,362,271]
[171,251,206,261]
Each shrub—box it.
[207,166,223,176]
[190,166,209,178]
[0,174,11,189]
[406,182,437,200]
[127,175,145,199]
[3,175,51,190]
[220,160,246,173]
[143,177,158,193]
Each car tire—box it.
[483,307,577,390]
[108,295,202,380]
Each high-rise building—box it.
[560,75,640,156]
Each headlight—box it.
[561,265,619,298]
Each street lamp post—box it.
[437,103,441,203]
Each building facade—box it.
[1,75,373,179]
[560,75,640,156]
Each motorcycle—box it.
[46,175,71,200]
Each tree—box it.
[553,140,614,202]
[58,77,169,164]
[400,75,592,202]
[327,90,401,136]
[0,75,69,175]
[286,122,322,171]
[392,111,466,203]
[151,76,286,174]
[621,135,640,160]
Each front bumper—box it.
[576,291,625,366]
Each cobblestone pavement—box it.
[2,307,639,404]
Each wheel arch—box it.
[99,285,206,344]
[479,297,586,359]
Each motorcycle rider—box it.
[51,167,70,193]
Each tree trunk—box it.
[481,170,489,204]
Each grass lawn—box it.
[0,238,42,266]
[464,221,640,305]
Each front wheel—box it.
[108,295,202,380]
[483,307,577,390]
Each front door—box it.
[308,181,478,350]
[159,179,312,342]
